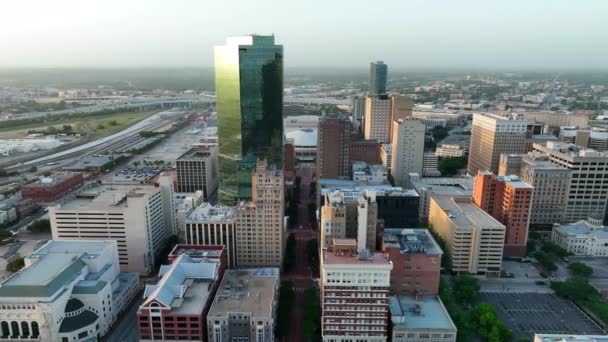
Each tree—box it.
[534,251,557,272]
[541,241,569,258]
[275,281,295,338]
[453,275,480,306]
[305,238,319,270]
[109,120,118,126]
[431,126,449,141]
[438,156,468,176]
[28,219,51,233]
[471,303,514,342]
[6,257,24,273]
[0,169,7,177]
[551,276,598,302]
[62,124,73,132]
[42,171,52,177]
[569,262,593,278]
[28,166,38,173]
[96,124,105,130]
[283,234,296,272]
[302,288,321,341]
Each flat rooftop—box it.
[0,240,113,297]
[207,268,279,319]
[169,245,224,259]
[177,147,214,160]
[534,335,608,342]
[479,171,533,189]
[186,203,235,222]
[432,196,505,230]
[59,184,158,210]
[382,229,443,256]
[389,295,456,331]
[324,248,392,266]
[24,172,81,188]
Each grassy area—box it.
[0,111,154,139]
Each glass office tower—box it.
[369,61,387,95]
[214,35,284,204]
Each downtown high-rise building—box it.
[214,35,284,204]
[317,115,352,179]
[467,113,527,176]
[473,171,533,257]
[369,61,388,95]
[390,119,426,187]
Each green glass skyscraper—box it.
[214,35,284,204]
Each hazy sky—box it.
[1,0,607,69]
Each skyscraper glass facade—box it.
[215,35,284,204]
[369,61,387,95]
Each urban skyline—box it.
[3,6,608,341]
[1,1,608,69]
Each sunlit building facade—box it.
[214,35,284,204]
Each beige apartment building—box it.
[176,146,219,200]
[364,95,392,143]
[390,119,426,187]
[467,112,527,175]
[518,152,571,225]
[234,160,285,267]
[185,203,238,267]
[533,141,608,223]
[429,196,505,277]
[320,191,347,248]
[49,173,176,274]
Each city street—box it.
[281,166,318,342]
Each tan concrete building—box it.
[364,95,392,143]
[390,95,415,126]
[519,153,571,225]
[533,141,608,223]
[49,174,176,274]
[234,160,285,267]
[207,268,279,342]
[185,203,238,267]
[176,146,219,200]
[380,143,392,172]
[320,191,347,248]
[429,196,505,276]
[390,119,426,187]
[523,111,589,129]
[467,112,527,176]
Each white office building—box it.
[552,215,608,257]
[391,119,426,187]
[0,240,139,342]
[49,174,176,275]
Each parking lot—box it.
[482,292,605,340]
[502,260,542,279]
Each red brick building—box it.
[473,170,533,257]
[349,138,380,172]
[21,172,84,203]
[317,116,352,179]
[381,229,443,297]
[137,245,226,342]
[284,141,296,183]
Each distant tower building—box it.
[176,146,219,200]
[467,113,527,175]
[317,116,352,179]
[390,119,426,187]
[352,96,365,133]
[364,95,392,143]
[369,61,388,95]
[214,35,283,204]
[473,171,533,257]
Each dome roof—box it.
[64,298,84,313]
